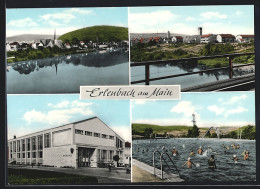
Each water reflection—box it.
[9,48,128,75]
[7,49,129,93]
[131,60,255,88]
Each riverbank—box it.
[6,48,96,63]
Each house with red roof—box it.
[236,35,254,43]
[172,36,183,43]
[201,34,217,44]
[217,34,235,43]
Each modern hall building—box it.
[8,117,128,169]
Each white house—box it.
[200,34,217,43]
[172,36,183,43]
[236,35,254,43]
[8,117,127,169]
[217,34,235,43]
[6,43,11,51]
[9,42,20,51]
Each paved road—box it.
[8,165,131,183]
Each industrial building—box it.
[8,117,130,169]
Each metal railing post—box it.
[229,56,233,79]
[153,151,155,175]
[160,155,163,179]
[145,64,150,85]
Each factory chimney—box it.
[198,27,202,36]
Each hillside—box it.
[7,34,60,42]
[132,123,255,139]
[58,25,128,42]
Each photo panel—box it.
[131,92,255,183]
[7,95,131,184]
[6,7,129,94]
[129,5,255,92]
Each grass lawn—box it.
[8,168,98,185]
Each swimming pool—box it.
[132,138,256,182]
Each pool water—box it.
[132,138,256,182]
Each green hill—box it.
[132,123,205,133]
[58,25,128,43]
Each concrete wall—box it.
[43,145,77,168]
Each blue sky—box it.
[7,95,130,141]
[6,7,128,37]
[129,5,254,35]
[132,92,255,128]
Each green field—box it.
[59,25,128,42]
[8,168,98,185]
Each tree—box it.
[230,131,237,139]
[242,125,255,140]
[187,129,192,137]
[191,125,200,138]
[113,155,120,167]
[144,128,153,139]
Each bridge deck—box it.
[182,73,255,92]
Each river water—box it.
[7,50,129,94]
[132,138,256,182]
[131,61,255,88]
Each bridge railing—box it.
[130,52,254,85]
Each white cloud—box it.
[200,11,227,20]
[47,20,63,27]
[23,100,94,125]
[40,13,75,23]
[223,94,247,105]
[7,17,38,27]
[207,105,225,115]
[225,107,248,117]
[171,101,196,117]
[65,8,93,15]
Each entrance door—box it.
[78,147,94,167]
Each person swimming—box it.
[208,155,217,169]
[232,154,239,163]
[197,146,204,155]
[242,149,249,160]
[189,150,195,156]
[172,147,179,156]
[182,157,196,168]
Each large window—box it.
[38,151,43,158]
[13,141,16,152]
[109,135,114,140]
[10,143,12,152]
[101,134,108,139]
[17,140,20,152]
[75,129,83,135]
[94,133,100,137]
[37,135,43,150]
[32,152,36,158]
[85,131,92,136]
[44,133,51,148]
[26,138,30,151]
[22,139,25,151]
[32,137,36,150]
